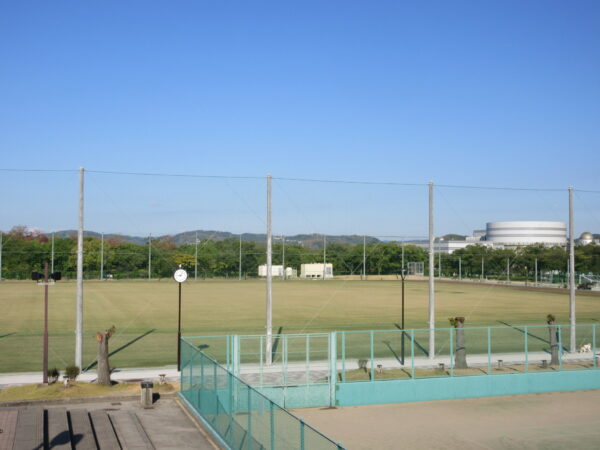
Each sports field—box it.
[0,279,598,373]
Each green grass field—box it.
[0,279,598,373]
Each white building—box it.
[412,220,569,254]
[300,263,333,279]
[258,265,284,277]
[258,265,297,278]
[485,221,567,247]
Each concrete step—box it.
[109,411,154,449]
[89,410,121,450]
[69,409,98,450]
[13,407,43,450]
[47,407,71,449]
[0,409,18,449]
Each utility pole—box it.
[507,258,510,282]
[100,233,104,280]
[75,167,84,370]
[148,234,152,280]
[569,187,576,353]
[266,175,273,365]
[438,249,442,279]
[281,235,286,280]
[43,262,49,384]
[363,235,366,280]
[51,232,55,274]
[459,257,462,281]
[481,257,485,281]
[535,258,538,285]
[195,231,198,281]
[239,234,242,281]
[401,241,404,274]
[428,181,435,359]
[323,235,327,280]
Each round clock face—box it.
[174,268,188,283]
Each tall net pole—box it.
[569,187,576,352]
[51,232,55,274]
[148,234,152,280]
[323,235,327,280]
[75,167,84,369]
[195,231,198,281]
[100,233,104,280]
[428,181,435,359]
[266,175,273,365]
[363,235,366,280]
[0,231,3,281]
[282,235,286,280]
[239,234,242,281]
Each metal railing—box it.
[179,338,344,450]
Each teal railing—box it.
[179,338,344,450]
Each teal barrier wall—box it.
[336,369,600,406]
[257,384,331,409]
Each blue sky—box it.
[0,1,599,236]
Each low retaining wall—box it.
[256,370,600,409]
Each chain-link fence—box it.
[180,338,344,450]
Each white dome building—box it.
[578,232,594,245]
[485,221,567,247]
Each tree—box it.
[96,325,116,386]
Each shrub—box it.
[47,367,60,383]
[65,365,80,380]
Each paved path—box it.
[0,397,219,449]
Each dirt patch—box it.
[293,389,600,449]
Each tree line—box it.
[1,226,599,280]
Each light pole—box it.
[174,266,188,371]
[400,267,406,365]
[32,263,61,384]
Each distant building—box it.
[577,232,599,245]
[258,265,284,277]
[258,265,297,278]
[485,221,567,247]
[300,263,333,279]
[412,220,569,254]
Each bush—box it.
[47,367,60,383]
[65,365,80,380]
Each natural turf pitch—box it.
[0,278,598,372]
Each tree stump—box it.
[96,326,116,386]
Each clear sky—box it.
[1,1,599,236]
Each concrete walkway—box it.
[0,366,180,388]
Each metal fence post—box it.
[594,324,597,369]
[283,335,288,386]
[410,330,415,379]
[305,334,310,386]
[487,326,491,375]
[341,331,346,383]
[524,325,529,372]
[300,419,305,450]
[228,372,234,444]
[260,335,264,387]
[247,386,253,450]
[449,327,454,377]
[269,401,275,450]
[329,332,337,407]
[370,330,375,382]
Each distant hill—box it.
[50,230,381,249]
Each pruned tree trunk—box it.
[547,316,560,366]
[96,326,115,386]
[454,316,468,369]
